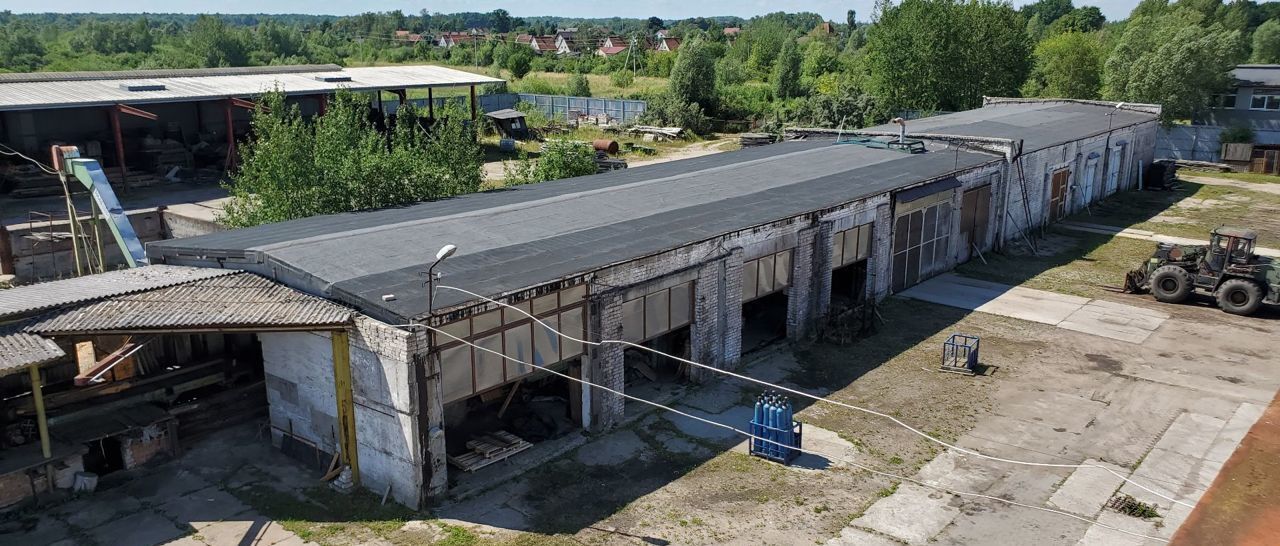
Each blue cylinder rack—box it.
[749,391,803,464]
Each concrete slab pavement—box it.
[900,274,1169,344]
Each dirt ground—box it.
[1171,390,1280,546]
[1079,179,1280,247]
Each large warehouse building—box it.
[133,98,1161,506]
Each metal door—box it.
[1049,170,1069,222]
[959,185,991,263]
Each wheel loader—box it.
[1124,227,1279,316]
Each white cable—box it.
[437,284,1196,510]
[0,143,60,175]
[424,324,1171,544]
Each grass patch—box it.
[956,230,1155,299]
[1183,170,1280,184]
[1072,181,1280,246]
[231,484,417,544]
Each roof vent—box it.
[315,75,353,83]
[120,82,166,92]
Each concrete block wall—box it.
[261,316,424,508]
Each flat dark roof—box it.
[862,100,1158,153]
[149,140,996,323]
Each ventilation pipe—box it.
[892,117,907,142]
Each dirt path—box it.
[1180,174,1280,196]
[1171,388,1280,546]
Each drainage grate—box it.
[1107,494,1161,519]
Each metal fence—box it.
[380,93,647,123]
[1157,125,1224,163]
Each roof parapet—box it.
[982,96,1163,117]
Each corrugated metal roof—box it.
[0,65,505,112]
[0,64,342,84]
[24,272,352,334]
[0,329,65,376]
[0,265,238,319]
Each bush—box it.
[504,139,597,185]
[512,75,563,95]
[717,83,774,121]
[1220,125,1255,144]
[610,70,635,89]
[640,92,711,135]
[566,73,592,97]
[506,51,532,79]
[513,101,551,130]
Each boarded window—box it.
[473,334,505,391]
[621,297,645,342]
[670,282,692,329]
[742,259,759,301]
[532,293,559,315]
[645,291,670,339]
[472,310,501,334]
[504,325,533,379]
[440,345,473,402]
[533,315,560,367]
[832,223,874,269]
[559,307,584,358]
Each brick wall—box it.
[786,226,817,340]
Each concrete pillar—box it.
[723,247,745,368]
[414,350,448,503]
[872,203,894,301]
[786,226,817,340]
[813,221,835,319]
[587,292,625,431]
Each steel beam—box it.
[331,330,360,486]
[107,106,129,194]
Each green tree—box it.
[773,39,803,99]
[187,15,248,67]
[800,39,839,81]
[1103,12,1244,120]
[668,36,717,110]
[490,9,512,33]
[566,72,592,97]
[506,49,533,79]
[866,0,1031,112]
[1021,0,1076,25]
[1046,7,1105,34]
[222,90,481,227]
[610,70,635,88]
[503,140,597,185]
[1023,32,1103,99]
[1251,18,1280,63]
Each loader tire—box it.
[1216,278,1264,316]
[1150,265,1193,304]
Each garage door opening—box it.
[742,291,788,352]
[444,362,582,477]
[831,260,868,307]
[625,325,692,399]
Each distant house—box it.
[601,36,627,49]
[655,29,670,39]
[531,36,558,54]
[653,38,681,53]
[394,30,411,39]
[438,32,483,48]
[515,34,534,46]
[554,32,578,55]
[815,21,835,34]
[1201,65,1280,136]
[596,46,627,57]
[723,27,741,37]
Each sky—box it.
[6,0,1151,23]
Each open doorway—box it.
[831,260,869,307]
[624,325,693,401]
[741,291,788,352]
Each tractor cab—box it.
[1207,227,1258,273]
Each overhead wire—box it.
[422,324,1171,544]
[0,142,60,175]
[436,284,1197,511]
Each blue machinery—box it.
[941,333,981,375]
[52,145,150,273]
[749,392,803,464]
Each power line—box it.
[0,142,59,175]
[437,284,1197,511]
[423,324,1171,544]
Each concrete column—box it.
[786,226,817,340]
[690,256,726,382]
[813,221,835,319]
[414,350,448,503]
[588,292,625,431]
[723,247,745,368]
[872,203,894,301]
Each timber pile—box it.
[448,430,533,472]
[629,125,683,141]
[740,133,776,147]
[2,165,64,198]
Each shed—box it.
[485,108,530,139]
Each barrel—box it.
[593,139,620,155]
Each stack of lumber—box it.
[740,133,776,147]
[2,165,65,198]
[448,431,533,472]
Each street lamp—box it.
[426,244,458,316]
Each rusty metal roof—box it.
[0,265,238,319]
[0,329,65,376]
[24,272,352,334]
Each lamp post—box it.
[426,244,458,317]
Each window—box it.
[891,202,952,292]
[618,281,695,342]
[1250,94,1280,111]
[831,223,873,269]
[1216,94,1237,109]
[741,250,794,302]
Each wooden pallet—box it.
[448,431,533,472]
